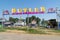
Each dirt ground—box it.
[0,31,60,40]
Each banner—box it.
[3,10,9,15]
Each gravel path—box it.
[0,32,60,40]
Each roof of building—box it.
[0,18,6,22]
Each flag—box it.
[3,10,9,15]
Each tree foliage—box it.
[9,17,19,23]
[48,19,57,28]
[26,16,40,25]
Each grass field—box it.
[0,26,60,35]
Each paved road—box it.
[0,32,60,40]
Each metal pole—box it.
[56,7,60,29]
[27,8,29,31]
[56,12,59,29]
[2,13,4,29]
[56,7,59,29]
[27,14,29,31]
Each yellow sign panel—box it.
[23,8,27,12]
[34,8,39,12]
[29,8,33,12]
[17,8,22,13]
[12,8,16,13]
[11,7,46,14]
[40,6,45,12]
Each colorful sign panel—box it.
[11,6,46,15]
[12,8,17,15]
[3,10,9,15]
[3,7,56,15]
[48,8,56,13]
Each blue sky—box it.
[0,0,60,20]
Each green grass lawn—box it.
[27,28,46,34]
[0,25,6,32]
[0,25,2,28]
[4,27,46,34]
[0,26,60,34]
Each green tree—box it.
[9,17,14,22]
[26,17,31,24]
[26,16,40,26]
[48,19,57,28]
[41,19,45,26]
[36,17,40,26]
[14,18,19,22]
[31,16,36,21]
[9,17,19,23]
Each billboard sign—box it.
[47,8,56,13]
[3,7,56,15]
[11,6,46,15]
[3,10,9,15]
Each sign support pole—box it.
[56,7,60,29]
[27,14,29,31]
[2,13,4,29]
[26,8,29,31]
